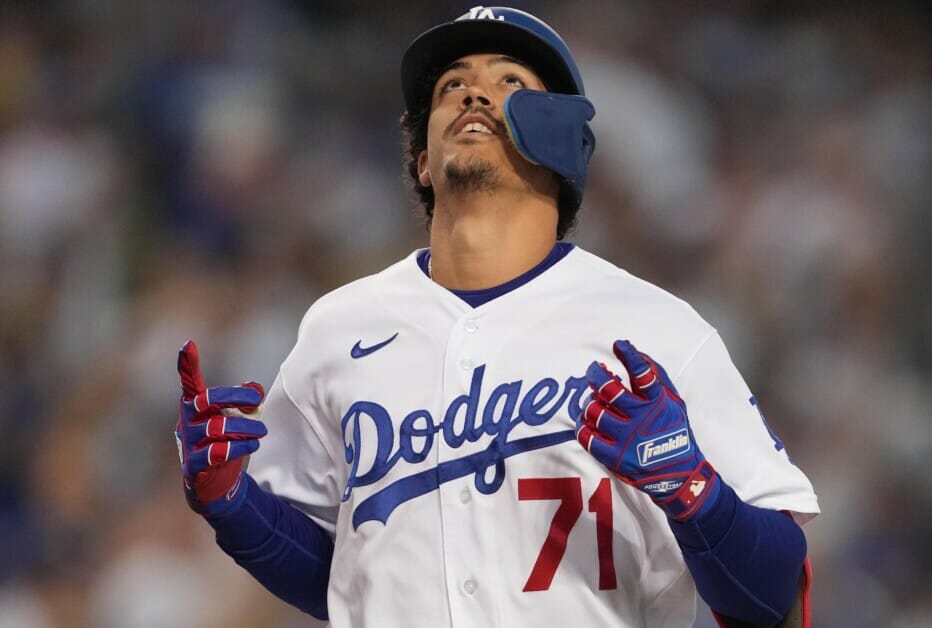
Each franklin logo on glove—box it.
[638,429,691,466]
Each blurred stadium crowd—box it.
[0,1,928,627]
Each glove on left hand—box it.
[175,340,267,518]
[575,340,720,521]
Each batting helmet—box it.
[400,6,595,216]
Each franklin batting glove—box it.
[175,340,267,518]
[575,340,720,521]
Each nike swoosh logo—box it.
[351,332,399,359]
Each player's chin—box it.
[442,153,501,192]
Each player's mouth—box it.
[461,121,494,135]
[448,112,501,139]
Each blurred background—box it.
[0,1,928,626]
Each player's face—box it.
[417,53,556,197]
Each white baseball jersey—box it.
[248,246,819,628]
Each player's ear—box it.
[417,150,431,187]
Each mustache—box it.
[444,108,506,138]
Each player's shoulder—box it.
[295,250,419,335]
[559,246,717,366]
[565,245,659,286]
[558,247,718,378]
[569,247,712,322]
[276,251,421,378]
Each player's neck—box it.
[428,191,558,291]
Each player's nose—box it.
[460,87,491,109]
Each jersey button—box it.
[459,488,471,504]
[463,579,478,595]
[464,320,478,333]
[460,359,474,370]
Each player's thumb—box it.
[177,340,206,400]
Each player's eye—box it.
[503,75,526,88]
[440,77,466,92]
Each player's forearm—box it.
[207,473,333,620]
[667,479,808,627]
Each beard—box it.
[444,155,501,195]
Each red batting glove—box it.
[175,340,267,518]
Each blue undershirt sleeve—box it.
[206,473,333,620]
[667,479,807,627]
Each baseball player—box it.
[174,6,819,627]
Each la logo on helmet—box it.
[462,6,506,21]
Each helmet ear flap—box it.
[504,90,596,212]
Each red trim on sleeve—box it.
[799,557,812,628]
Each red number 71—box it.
[518,477,617,592]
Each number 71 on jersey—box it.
[519,476,616,592]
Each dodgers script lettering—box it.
[341,365,589,528]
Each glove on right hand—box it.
[175,340,267,518]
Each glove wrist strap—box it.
[657,461,720,522]
[185,471,250,520]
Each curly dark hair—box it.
[399,84,580,240]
